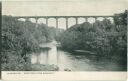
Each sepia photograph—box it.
[1,0,127,72]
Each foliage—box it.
[1,15,58,70]
[114,10,127,25]
[58,11,127,64]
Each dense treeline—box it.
[58,10,127,64]
[2,16,61,70]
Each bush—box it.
[58,11,127,64]
[2,16,57,70]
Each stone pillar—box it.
[111,17,114,24]
[85,18,87,22]
[95,17,97,22]
[93,17,96,23]
[104,17,107,20]
[25,18,29,22]
[46,18,48,26]
[56,18,58,28]
[76,17,78,24]
[35,18,38,23]
[35,18,38,27]
[66,18,68,29]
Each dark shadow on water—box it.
[57,47,127,71]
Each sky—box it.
[2,0,128,16]
[2,0,128,29]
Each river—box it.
[31,41,126,71]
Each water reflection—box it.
[31,42,126,71]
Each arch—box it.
[68,17,76,28]
[106,17,114,23]
[28,18,38,23]
[87,17,96,23]
[48,18,56,27]
[97,17,105,21]
[17,18,26,22]
[58,18,66,30]
[78,17,86,24]
[38,18,46,24]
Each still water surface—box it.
[31,41,125,71]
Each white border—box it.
[2,71,127,80]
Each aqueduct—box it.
[14,16,114,29]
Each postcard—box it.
[1,0,127,80]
